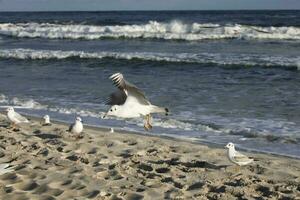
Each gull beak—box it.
[102,113,107,119]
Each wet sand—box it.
[0,113,299,200]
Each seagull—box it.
[68,116,83,135]
[225,142,254,167]
[42,115,51,126]
[6,107,29,129]
[103,72,169,130]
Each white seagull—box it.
[225,142,254,167]
[43,115,51,126]
[6,107,29,129]
[68,116,83,134]
[103,72,169,130]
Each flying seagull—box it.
[225,142,254,167]
[6,107,29,129]
[103,72,169,130]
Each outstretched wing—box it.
[14,112,29,123]
[109,73,150,105]
[105,90,127,106]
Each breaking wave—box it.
[0,21,300,41]
[0,94,47,110]
[0,48,299,68]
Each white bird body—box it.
[43,115,51,125]
[226,143,254,166]
[113,100,158,118]
[6,107,29,124]
[69,117,83,134]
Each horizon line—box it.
[0,9,300,13]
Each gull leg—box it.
[144,115,150,131]
[10,122,16,130]
[147,114,153,130]
[234,165,241,173]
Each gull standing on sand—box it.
[225,142,254,167]
[6,107,29,129]
[68,116,83,134]
[103,72,169,130]
[42,115,51,126]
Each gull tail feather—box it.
[151,106,169,116]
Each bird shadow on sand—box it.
[34,133,61,140]
[0,122,9,128]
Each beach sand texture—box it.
[0,113,299,200]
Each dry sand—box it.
[0,113,299,200]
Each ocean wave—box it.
[0,48,299,68]
[0,94,47,110]
[0,21,300,41]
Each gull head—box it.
[225,142,235,149]
[104,105,119,118]
[6,107,14,113]
[76,116,82,123]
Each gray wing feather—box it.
[105,90,127,105]
[234,152,252,162]
[110,73,150,105]
[68,123,74,132]
[15,112,28,122]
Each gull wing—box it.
[14,112,29,123]
[105,89,127,106]
[68,123,74,132]
[109,73,150,105]
[233,152,252,163]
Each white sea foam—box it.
[0,48,299,68]
[0,94,8,104]
[297,62,300,71]
[0,21,300,41]
[0,94,47,109]
[0,93,299,145]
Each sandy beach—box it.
[0,113,299,200]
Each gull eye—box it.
[110,109,113,112]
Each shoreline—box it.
[0,113,299,199]
[2,110,299,160]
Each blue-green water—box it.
[0,11,299,157]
